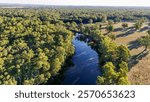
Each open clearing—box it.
[104,22,150,85]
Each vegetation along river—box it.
[62,34,101,85]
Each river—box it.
[62,34,100,85]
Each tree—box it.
[99,24,102,29]
[78,23,85,33]
[138,35,150,51]
[0,58,4,72]
[97,62,118,85]
[35,74,45,84]
[134,21,143,30]
[134,22,140,30]
[106,25,114,33]
[51,58,61,75]
[70,21,78,31]
[140,17,148,23]
[97,61,129,85]
[122,23,128,29]
[0,10,75,85]
[114,17,120,23]
[108,33,116,41]
[107,20,114,26]
[117,61,129,85]
[101,15,107,23]
[147,30,150,36]
[117,45,130,62]
[79,18,83,23]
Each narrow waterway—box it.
[62,34,100,85]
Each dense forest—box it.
[0,6,150,85]
[0,8,75,84]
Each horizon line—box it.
[0,3,150,8]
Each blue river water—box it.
[62,34,100,85]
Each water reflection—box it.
[62,34,100,85]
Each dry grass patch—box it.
[102,22,150,84]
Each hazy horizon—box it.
[0,0,150,7]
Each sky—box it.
[0,0,150,7]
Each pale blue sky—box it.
[0,0,150,6]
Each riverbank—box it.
[62,34,100,85]
[98,22,150,84]
[46,34,100,85]
[46,56,74,85]
[79,24,130,85]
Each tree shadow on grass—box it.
[116,28,136,38]
[139,26,149,32]
[124,26,135,31]
[114,27,122,32]
[128,39,141,50]
[129,50,149,70]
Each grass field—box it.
[105,22,150,85]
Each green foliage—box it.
[70,21,78,31]
[147,30,150,36]
[116,45,130,62]
[0,10,75,85]
[138,35,150,51]
[0,7,144,85]
[134,21,143,30]
[108,33,116,41]
[81,25,130,85]
[106,25,114,33]
[107,20,114,26]
[97,62,117,85]
[117,61,130,85]
[106,20,114,34]
[97,61,129,85]
[101,15,107,23]
[114,16,122,23]
[122,23,128,29]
